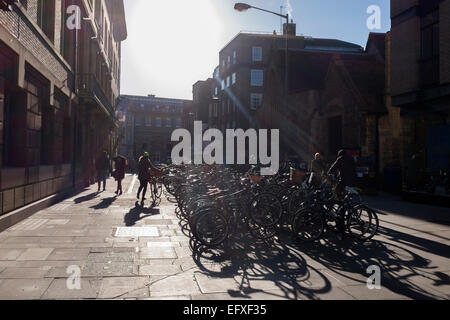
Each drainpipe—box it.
[71,13,79,188]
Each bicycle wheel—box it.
[346,205,379,241]
[191,208,229,248]
[288,188,307,216]
[292,208,324,242]
[248,193,282,227]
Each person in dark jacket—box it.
[328,149,357,192]
[113,155,127,195]
[328,149,357,240]
[137,152,156,205]
[96,151,110,192]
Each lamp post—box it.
[234,3,290,127]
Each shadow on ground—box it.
[184,216,449,300]
[123,202,161,226]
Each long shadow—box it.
[74,192,100,204]
[377,224,450,258]
[123,202,161,227]
[90,196,117,210]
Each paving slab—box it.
[139,264,182,276]
[41,278,101,299]
[0,249,26,261]
[139,247,177,259]
[17,248,54,261]
[149,273,202,297]
[0,266,52,279]
[195,274,241,294]
[0,279,53,299]
[46,249,90,261]
[98,277,150,299]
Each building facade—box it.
[390,0,450,196]
[118,95,192,169]
[213,25,363,132]
[0,0,127,216]
[260,33,390,191]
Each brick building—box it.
[118,95,192,169]
[194,24,364,134]
[0,0,127,216]
[390,0,450,197]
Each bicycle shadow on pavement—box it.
[123,202,161,226]
[299,228,449,300]
[189,229,333,300]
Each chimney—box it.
[148,94,155,98]
[283,22,296,36]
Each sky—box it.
[120,0,391,100]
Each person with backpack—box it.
[113,155,127,195]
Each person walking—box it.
[113,155,127,195]
[328,149,357,195]
[95,151,110,192]
[137,152,156,205]
[328,149,357,240]
[310,153,327,187]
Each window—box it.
[126,115,133,126]
[221,79,225,90]
[37,0,55,41]
[233,50,237,64]
[250,93,263,110]
[227,56,231,68]
[252,47,262,62]
[145,116,151,127]
[251,70,264,86]
[176,118,182,128]
[141,103,145,110]
[135,116,142,126]
[214,87,218,96]
[166,118,172,128]
[226,76,230,87]
[155,117,162,127]
[232,72,236,85]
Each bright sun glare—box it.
[122,0,225,99]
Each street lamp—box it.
[234,2,290,127]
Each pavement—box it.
[0,174,448,300]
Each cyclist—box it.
[137,152,156,205]
[328,149,357,240]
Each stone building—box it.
[390,0,450,198]
[260,33,388,189]
[118,95,192,169]
[0,0,127,216]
